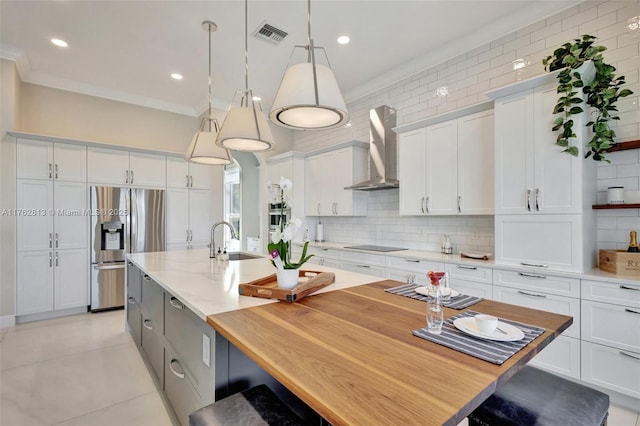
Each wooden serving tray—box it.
[239,270,335,302]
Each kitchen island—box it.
[127,249,572,425]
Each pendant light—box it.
[185,21,233,165]
[269,0,349,130]
[216,0,275,152]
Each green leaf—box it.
[569,106,584,114]
[619,89,633,97]
[565,146,579,156]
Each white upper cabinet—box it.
[16,179,54,252]
[88,147,166,187]
[167,157,210,190]
[398,108,494,216]
[304,143,368,216]
[493,83,586,215]
[17,139,86,182]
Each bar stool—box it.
[189,384,307,426]
[469,366,610,426]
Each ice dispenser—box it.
[101,221,124,251]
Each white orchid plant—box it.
[266,176,313,270]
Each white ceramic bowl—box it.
[475,314,498,334]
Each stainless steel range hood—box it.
[345,105,399,191]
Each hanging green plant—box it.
[542,34,633,162]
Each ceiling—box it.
[1,0,581,118]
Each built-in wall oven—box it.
[268,203,290,233]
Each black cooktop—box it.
[343,245,408,252]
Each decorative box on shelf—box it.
[599,250,640,277]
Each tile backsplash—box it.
[291,0,640,253]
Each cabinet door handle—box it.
[332,202,337,215]
[320,248,329,251]
[127,296,136,305]
[355,264,370,268]
[457,265,477,270]
[55,252,59,267]
[190,175,193,187]
[143,274,151,281]
[127,261,133,266]
[535,188,540,211]
[49,252,52,267]
[420,197,425,214]
[169,359,185,379]
[130,170,134,185]
[169,297,184,310]
[143,319,153,330]
[186,229,190,242]
[48,163,53,179]
[425,196,430,214]
[55,233,59,248]
[620,351,640,361]
[517,290,547,298]
[518,272,547,279]
[620,285,640,292]
[526,188,531,211]
[520,261,548,268]
[457,195,462,214]
[54,164,59,179]
[317,203,321,215]
[625,308,640,315]
[125,170,129,184]
[186,175,190,188]
[189,230,193,242]
[405,259,421,263]
[49,233,52,248]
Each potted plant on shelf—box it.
[542,34,633,162]
[267,176,313,289]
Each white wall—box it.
[293,0,640,254]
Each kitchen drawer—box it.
[450,279,493,300]
[581,279,640,308]
[308,257,341,269]
[340,261,386,278]
[493,285,579,338]
[307,246,341,260]
[141,273,164,334]
[164,344,207,426]
[582,300,640,353]
[582,341,640,399]
[126,295,141,347]
[387,256,443,274]
[493,269,580,298]
[445,263,492,284]
[387,269,429,287]
[341,250,386,266]
[528,335,580,379]
[126,261,142,303]
[164,295,215,399]
[141,316,164,385]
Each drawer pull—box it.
[457,265,477,270]
[127,297,136,305]
[169,297,184,310]
[520,261,548,268]
[356,264,370,268]
[405,259,421,263]
[620,351,640,361]
[127,261,133,266]
[517,290,547,298]
[620,285,640,292]
[320,248,328,251]
[143,275,152,281]
[625,308,640,315]
[143,319,153,330]
[169,359,185,379]
[518,272,547,279]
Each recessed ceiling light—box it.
[171,73,183,80]
[50,38,68,48]
[337,35,350,45]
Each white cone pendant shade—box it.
[184,118,232,165]
[216,102,275,152]
[270,62,349,129]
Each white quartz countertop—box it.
[126,249,387,321]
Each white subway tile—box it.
[531,21,562,42]
[562,6,599,30]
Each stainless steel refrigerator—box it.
[90,186,165,312]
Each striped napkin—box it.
[385,283,483,310]
[412,310,546,365]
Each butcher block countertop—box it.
[207,280,573,426]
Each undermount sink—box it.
[227,252,262,261]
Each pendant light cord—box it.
[244,0,249,97]
[207,22,212,131]
[307,0,320,105]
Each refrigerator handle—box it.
[127,189,134,254]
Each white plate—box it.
[453,317,525,341]
[415,286,460,298]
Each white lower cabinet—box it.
[582,341,640,399]
[386,257,443,286]
[340,251,387,278]
[582,300,640,355]
[445,263,493,299]
[529,335,581,379]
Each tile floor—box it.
[1,311,639,426]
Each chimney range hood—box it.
[345,105,399,191]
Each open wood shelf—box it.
[605,139,640,153]
[593,204,640,209]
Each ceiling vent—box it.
[252,21,288,44]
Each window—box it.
[224,165,241,251]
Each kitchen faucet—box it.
[210,221,238,258]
